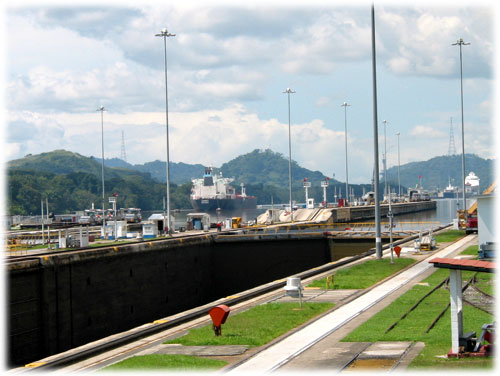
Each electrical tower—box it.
[120,130,127,162]
[448,117,457,156]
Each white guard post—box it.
[449,269,463,354]
[284,277,304,308]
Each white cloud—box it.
[377,7,492,78]
[409,125,446,138]
[4,3,494,184]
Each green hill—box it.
[6,149,495,215]
[220,149,331,187]
[128,160,205,185]
[8,150,151,181]
[386,154,495,192]
[7,151,191,215]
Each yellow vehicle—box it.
[458,181,496,232]
[231,217,242,229]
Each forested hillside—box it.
[7,149,494,215]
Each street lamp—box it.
[371,4,382,258]
[97,106,106,238]
[283,88,295,222]
[452,38,470,212]
[156,28,176,235]
[396,132,401,200]
[383,119,388,201]
[341,102,351,206]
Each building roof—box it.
[429,257,495,273]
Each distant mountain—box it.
[102,157,134,169]
[385,154,495,192]
[129,160,206,185]
[7,149,495,215]
[100,158,205,185]
[8,150,150,180]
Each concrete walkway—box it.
[228,235,476,373]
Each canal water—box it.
[394,198,474,225]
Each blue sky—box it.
[3,0,496,184]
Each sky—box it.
[2,0,497,185]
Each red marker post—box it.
[209,305,230,336]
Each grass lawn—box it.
[307,257,415,290]
[165,302,333,347]
[434,229,466,243]
[461,245,478,255]
[341,268,494,370]
[101,354,227,371]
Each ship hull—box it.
[191,197,257,211]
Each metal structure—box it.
[452,38,470,213]
[396,132,401,199]
[383,120,388,199]
[97,106,107,238]
[388,185,394,264]
[120,130,127,162]
[448,117,457,156]
[283,88,296,222]
[341,102,351,206]
[156,28,176,234]
[371,4,382,258]
[303,178,311,206]
[321,178,329,207]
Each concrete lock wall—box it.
[7,235,332,366]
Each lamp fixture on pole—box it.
[283,88,296,222]
[451,37,470,213]
[341,102,351,206]
[156,28,176,235]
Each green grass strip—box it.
[341,268,494,369]
[101,354,227,371]
[307,257,415,290]
[461,245,478,255]
[165,302,333,347]
[434,229,465,243]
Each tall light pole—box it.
[383,120,388,201]
[396,132,401,200]
[341,102,351,206]
[283,88,295,222]
[452,38,470,212]
[97,106,106,238]
[371,4,382,258]
[156,28,175,235]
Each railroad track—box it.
[12,225,451,371]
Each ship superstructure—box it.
[190,167,257,211]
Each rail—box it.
[18,224,451,370]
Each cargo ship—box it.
[190,167,257,211]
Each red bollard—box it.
[394,246,402,258]
[209,305,230,336]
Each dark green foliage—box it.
[7,169,189,215]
